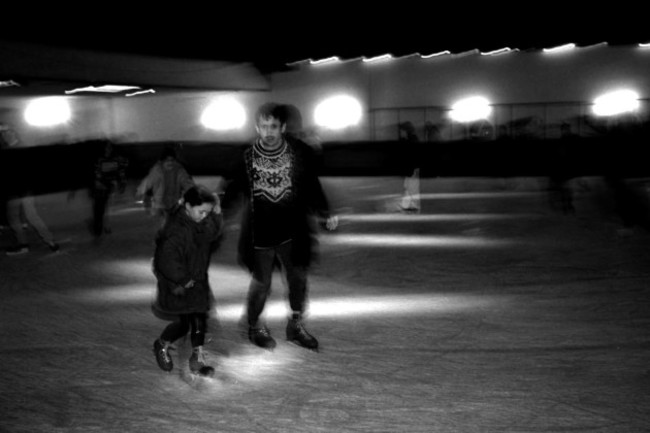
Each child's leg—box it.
[160,315,191,344]
[188,313,214,375]
[188,313,208,348]
[153,315,190,372]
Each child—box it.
[151,185,223,377]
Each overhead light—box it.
[362,54,393,63]
[0,80,20,88]
[310,56,340,65]
[126,89,156,97]
[543,43,576,53]
[65,85,142,94]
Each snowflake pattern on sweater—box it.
[251,139,293,203]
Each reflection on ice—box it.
[321,233,512,248]
[216,293,502,321]
[342,212,532,222]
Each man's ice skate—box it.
[189,346,215,377]
[153,339,173,372]
[249,325,277,350]
[286,316,319,351]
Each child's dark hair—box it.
[159,145,177,161]
[183,185,217,207]
[255,102,287,125]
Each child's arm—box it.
[154,232,194,291]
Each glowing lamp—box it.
[592,89,640,117]
[449,96,492,123]
[314,95,362,129]
[24,97,71,127]
[201,96,246,130]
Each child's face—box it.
[185,203,214,223]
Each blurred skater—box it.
[136,145,194,227]
[398,121,421,213]
[1,122,59,256]
[91,140,128,239]
[547,123,577,215]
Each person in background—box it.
[1,122,60,256]
[223,102,338,351]
[91,139,129,239]
[151,185,223,377]
[547,123,577,215]
[136,145,194,227]
[398,121,421,213]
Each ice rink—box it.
[1,176,649,433]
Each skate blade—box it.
[287,339,319,352]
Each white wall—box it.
[109,90,270,143]
[4,44,650,146]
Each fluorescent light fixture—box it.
[421,51,451,58]
[543,43,576,53]
[0,80,20,88]
[362,53,393,63]
[310,56,340,65]
[65,85,142,94]
[480,47,517,56]
[126,89,156,97]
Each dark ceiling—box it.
[0,6,648,94]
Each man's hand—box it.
[325,215,339,231]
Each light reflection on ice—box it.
[321,233,512,247]
[76,283,500,322]
[341,213,532,222]
[374,191,541,200]
[216,294,500,321]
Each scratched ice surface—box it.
[1,176,649,433]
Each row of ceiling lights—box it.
[22,89,642,129]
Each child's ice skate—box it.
[153,339,173,372]
[189,346,215,377]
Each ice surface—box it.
[1,176,649,432]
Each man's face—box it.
[162,156,175,170]
[256,116,285,148]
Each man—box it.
[226,102,338,351]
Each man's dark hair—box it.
[255,102,288,125]
[159,145,177,161]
